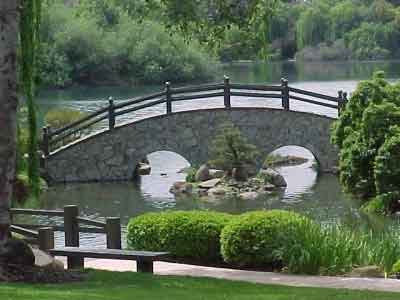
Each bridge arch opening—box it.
[264,146,318,201]
[136,151,191,199]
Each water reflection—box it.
[35,60,400,247]
[38,147,353,247]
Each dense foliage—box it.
[208,123,259,179]
[44,108,87,129]
[37,1,217,88]
[220,210,308,269]
[127,211,233,263]
[127,209,400,275]
[219,0,400,61]
[283,217,400,276]
[37,0,400,82]
[331,72,400,212]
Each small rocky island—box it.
[169,123,308,201]
[170,164,288,201]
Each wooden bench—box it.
[49,247,169,273]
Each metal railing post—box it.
[166,82,172,114]
[281,78,289,111]
[224,75,231,108]
[64,205,83,268]
[108,97,115,130]
[106,217,121,249]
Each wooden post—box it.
[38,227,54,252]
[137,260,153,273]
[108,97,115,130]
[224,75,231,108]
[42,126,50,156]
[106,217,121,249]
[64,205,83,268]
[165,82,172,114]
[343,92,348,106]
[338,90,343,116]
[281,78,289,111]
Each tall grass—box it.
[283,218,400,276]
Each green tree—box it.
[374,126,400,195]
[330,1,366,40]
[209,123,259,180]
[296,4,331,50]
[332,72,400,212]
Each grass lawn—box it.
[0,270,399,300]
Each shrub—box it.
[185,167,197,183]
[220,210,308,269]
[44,108,88,129]
[374,127,400,195]
[392,259,400,274]
[331,72,400,210]
[209,123,259,179]
[127,211,234,263]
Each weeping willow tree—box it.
[20,0,42,197]
[0,0,41,242]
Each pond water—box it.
[32,60,400,247]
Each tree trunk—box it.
[0,1,19,242]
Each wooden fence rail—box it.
[41,76,348,154]
[10,205,121,251]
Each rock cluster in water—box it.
[170,164,287,201]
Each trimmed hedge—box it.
[220,210,308,268]
[127,211,234,263]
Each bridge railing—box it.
[42,77,348,155]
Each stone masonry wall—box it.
[45,108,338,183]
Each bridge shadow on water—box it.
[39,147,362,248]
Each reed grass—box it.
[283,218,400,276]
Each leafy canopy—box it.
[331,71,400,213]
[209,123,259,173]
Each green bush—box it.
[44,108,88,129]
[374,127,400,195]
[127,211,234,263]
[220,210,308,268]
[392,259,400,274]
[331,72,400,210]
[185,167,197,183]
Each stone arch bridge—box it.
[43,79,346,183]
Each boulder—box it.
[208,187,228,197]
[260,168,287,187]
[195,164,211,182]
[197,188,209,197]
[239,191,259,200]
[232,167,248,182]
[137,163,151,175]
[170,181,193,194]
[262,183,277,191]
[209,169,225,179]
[0,239,35,266]
[243,164,258,177]
[346,266,384,278]
[32,248,64,271]
[198,178,221,189]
